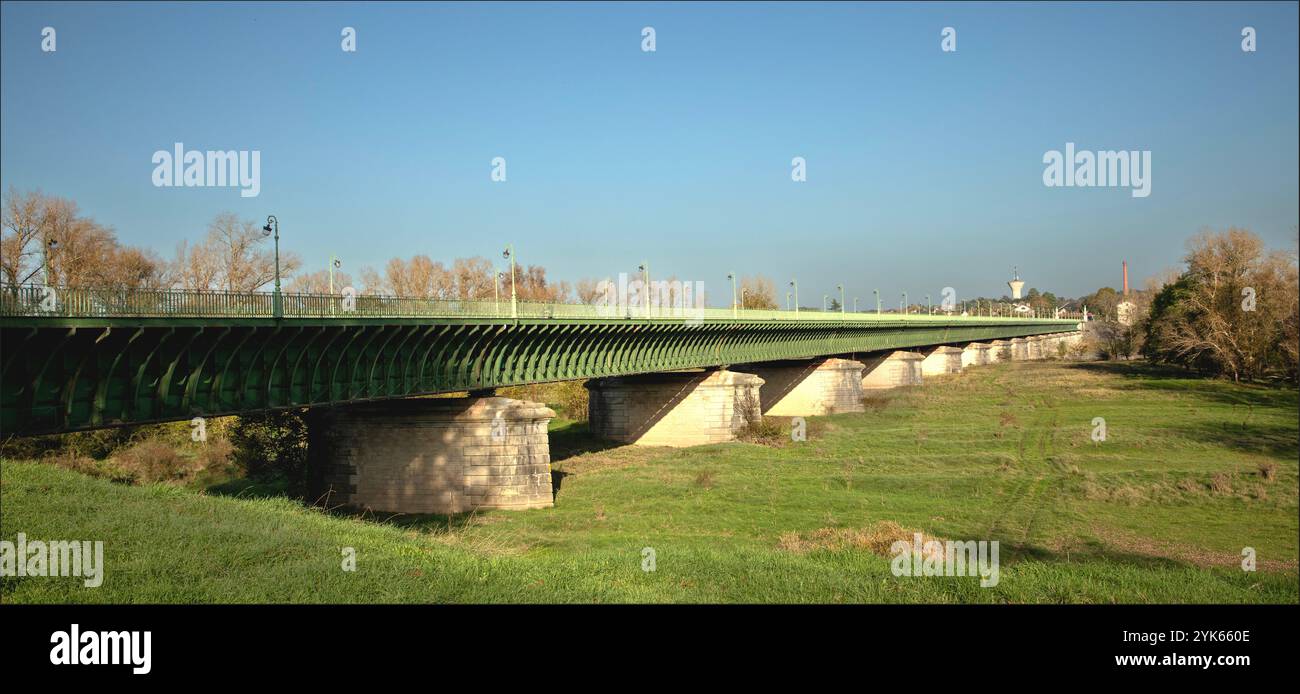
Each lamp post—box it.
[262,216,282,318]
[786,291,792,310]
[901,292,907,315]
[822,294,829,312]
[42,238,57,285]
[638,262,650,317]
[926,294,931,315]
[853,297,858,313]
[329,255,341,294]
[790,279,799,315]
[874,288,880,315]
[494,271,504,314]
[837,284,844,313]
[728,272,737,318]
[502,245,518,318]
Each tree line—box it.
[2,188,573,301]
[1088,227,1297,383]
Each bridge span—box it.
[1,284,1082,514]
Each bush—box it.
[112,440,195,484]
[229,410,310,488]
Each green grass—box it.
[2,360,1297,603]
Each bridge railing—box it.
[0,284,1081,323]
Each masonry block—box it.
[734,358,865,416]
[861,351,924,389]
[920,345,964,376]
[586,369,763,447]
[308,396,556,514]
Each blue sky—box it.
[2,1,1297,303]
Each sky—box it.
[2,1,1297,305]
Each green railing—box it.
[0,284,1082,323]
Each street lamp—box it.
[873,288,880,315]
[926,294,931,315]
[901,292,907,315]
[822,294,829,312]
[494,271,505,314]
[727,272,737,318]
[853,297,859,313]
[786,291,792,310]
[741,288,748,311]
[329,256,341,294]
[837,284,844,313]
[638,262,650,317]
[502,245,518,318]
[262,216,281,318]
[790,279,799,314]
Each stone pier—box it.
[1026,335,1045,360]
[586,369,763,447]
[308,396,556,514]
[961,343,991,368]
[1010,337,1030,360]
[860,351,924,389]
[987,340,1012,363]
[920,345,964,377]
[1039,334,1061,359]
[734,358,865,416]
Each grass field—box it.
[2,360,1297,603]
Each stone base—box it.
[1027,335,1045,360]
[1010,337,1030,361]
[987,340,1012,363]
[1038,335,1061,359]
[961,343,991,368]
[586,369,763,447]
[734,358,864,416]
[920,345,964,376]
[308,397,555,514]
[861,351,924,389]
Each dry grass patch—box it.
[1092,525,1299,572]
[777,520,946,557]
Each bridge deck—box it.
[1,285,1079,434]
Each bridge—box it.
[1,284,1082,514]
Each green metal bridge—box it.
[0,285,1080,435]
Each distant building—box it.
[1116,260,1136,325]
[1008,267,1025,300]
[1117,300,1136,326]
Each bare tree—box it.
[575,277,605,305]
[452,256,494,300]
[1144,227,1299,381]
[739,275,778,310]
[1,187,46,284]
[286,268,353,294]
[171,212,301,292]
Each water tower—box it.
[1007,267,1025,300]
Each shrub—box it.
[112,440,195,484]
[229,411,310,488]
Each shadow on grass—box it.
[548,420,622,462]
[1069,361,1298,409]
[205,476,298,501]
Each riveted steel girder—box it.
[0,316,1076,435]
